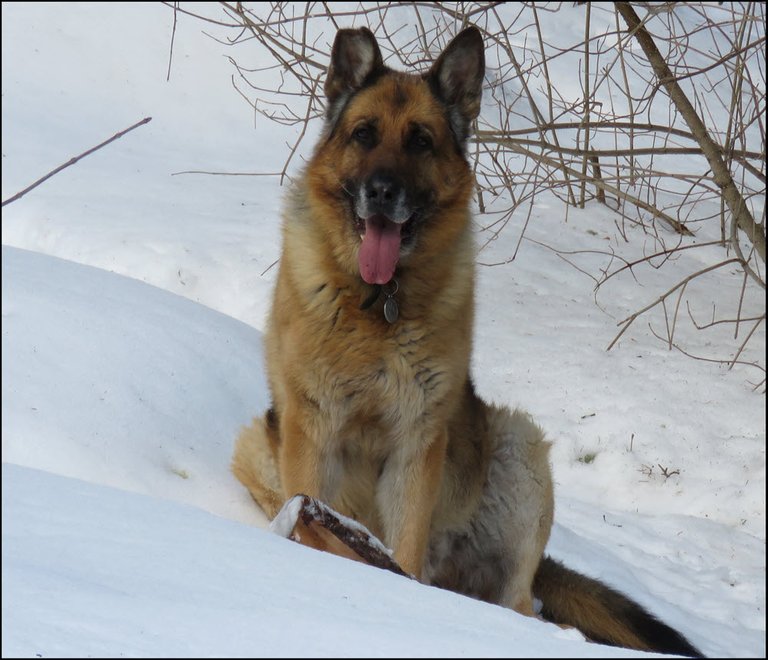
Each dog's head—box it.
[306,27,485,286]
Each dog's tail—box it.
[533,556,702,657]
[232,410,284,520]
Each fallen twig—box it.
[2,116,152,208]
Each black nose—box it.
[364,171,403,216]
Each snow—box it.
[2,246,267,527]
[270,496,310,539]
[4,462,650,660]
[1,3,764,658]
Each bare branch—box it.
[176,2,765,377]
[2,117,152,208]
[615,1,765,263]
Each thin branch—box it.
[503,139,694,236]
[607,258,742,351]
[2,117,152,208]
[166,2,179,81]
[171,169,285,177]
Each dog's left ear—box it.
[427,27,485,144]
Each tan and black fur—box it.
[232,26,701,657]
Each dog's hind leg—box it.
[483,405,554,616]
[425,404,553,617]
[232,409,284,519]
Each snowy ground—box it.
[2,3,765,658]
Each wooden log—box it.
[269,494,412,579]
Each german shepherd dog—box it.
[233,26,701,657]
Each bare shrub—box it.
[167,1,766,387]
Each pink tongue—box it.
[358,215,402,285]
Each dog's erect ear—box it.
[325,28,384,109]
[427,27,485,145]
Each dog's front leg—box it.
[278,401,338,504]
[377,428,448,579]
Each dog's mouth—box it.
[355,214,417,285]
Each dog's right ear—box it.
[325,28,383,118]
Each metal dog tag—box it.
[384,297,399,324]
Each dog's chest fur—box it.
[266,202,474,457]
[277,276,465,440]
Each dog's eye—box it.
[407,131,433,153]
[352,125,375,147]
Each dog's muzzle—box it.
[354,172,415,285]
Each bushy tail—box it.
[533,556,702,657]
[231,411,283,519]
